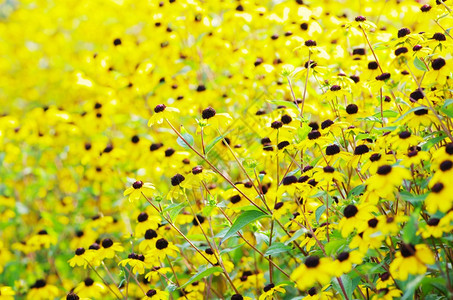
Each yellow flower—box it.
[390,243,435,280]
[332,250,364,277]
[338,203,377,237]
[142,289,169,300]
[0,286,15,300]
[291,256,333,291]
[74,278,106,299]
[258,283,287,300]
[68,248,91,268]
[124,180,155,203]
[148,104,180,126]
[26,279,59,300]
[146,238,180,260]
[99,238,124,259]
[118,253,147,274]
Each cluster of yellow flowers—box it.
[1,0,453,299]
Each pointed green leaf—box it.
[264,242,292,256]
[221,209,269,243]
[414,57,428,72]
[179,267,223,289]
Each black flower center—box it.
[277,141,290,150]
[202,107,216,119]
[305,40,317,47]
[102,238,113,248]
[171,174,185,186]
[398,27,411,38]
[440,160,452,171]
[230,195,241,204]
[271,121,283,129]
[354,145,369,155]
[355,16,366,21]
[156,238,169,250]
[138,212,149,222]
[400,243,416,257]
[368,218,378,228]
[427,218,440,226]
[75,248,85,255]
[308,130,321,140]
[192,215,205,226]
[326,144,340,156]
[281,114,292,124]
[274,202,284,210]
[154,104,166,113]
[192,166,203,175]
[263,283,275,292]
[323,166,335,173]
[282,175,298,185]
[146,289,157,297]
[84,278,94,286]
[432,58,446,70]
[337,252,350,262]
[346,104,358,115]
[344,205,358,218]
[145,229,158,240]
[377,165,392,175]
[431,182,444,193]
[133,181,143,189]
[305,256,320,268]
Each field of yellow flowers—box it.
[1,0,453,299]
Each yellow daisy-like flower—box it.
[371,287,402,300]
[148,104,180,126]
[99,238,124,260]
[346,15,376,31]
[74,278,106,299]
[0,286,15,300]
[338,203,378,237]
[389,243,435,280]
[68,248,91,268]
[146,238,180,260]
[417,214,453,238]
[124,180,155,203]
[118,253,147,274]
[332,250,364,277]
[142,289,169,300]
[425,180,453,213]
[26,279,59,300]
[291,256,333,291]
[366,165,411,199]
[258,283,287,300]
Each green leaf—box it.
[414,56,428,72]
[296,123,311,142]
[399,191,427,207]
[315,205,326,224]
[402,210,419,243]
[176,127,194,150]
[441,98,453,118]
[163,202,187,221]
[221,209,269,243]
[422,134,446,151]
[332,275,354,300]
[394,106,428,123]
[325,239,346,255]
[373,110,398,118]
[401,274,426,300]
[268,100,300,111]
[205,130,232,155]
[264,242,292,256]
[179,267,223,289]
[284,228,308,245]
[348,184,366,197]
